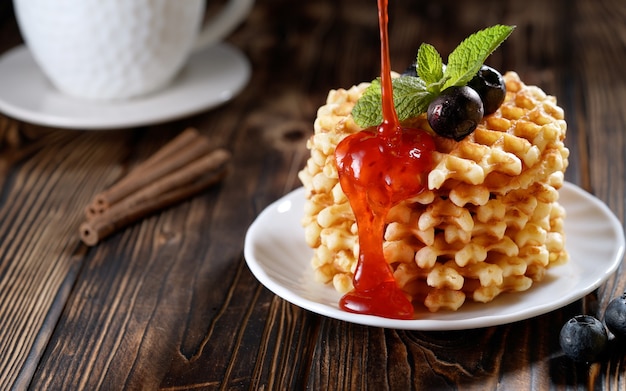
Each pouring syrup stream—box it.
[334,0,435,319]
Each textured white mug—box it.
[13,0,254,101]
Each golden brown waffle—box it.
[298,72,569,312]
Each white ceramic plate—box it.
[0,43,250,130]
[244,182,625,330]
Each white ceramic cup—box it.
[13,0,254,101]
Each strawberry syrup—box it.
[334,0,435,319]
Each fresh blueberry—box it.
[604,292,626,339]
[427,86,484,141]
[401,63,418,77]
[467,65,506,115]
[559,315,608,363]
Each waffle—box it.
[298,72,569,312]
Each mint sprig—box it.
[443,24,515,89]
[417,43,444,85]
[351,24,515,128]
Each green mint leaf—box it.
[443,24,515,89]
[352,79,384,128]
[351,77,434,128]
[426,75,450,95]
[393,76,435,121]
[417,43,443,85]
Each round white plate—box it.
[0,43,250,130]
[244,182,625,330]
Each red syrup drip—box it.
[334,0,435,319]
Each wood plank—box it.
[0,130,134,389]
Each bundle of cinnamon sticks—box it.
[79,128,231,246]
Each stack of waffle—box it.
[298,72,569,312]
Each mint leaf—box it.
[393,77,435,121]
[352,79,384,128]
[417,43,443,85]
[351,77,434,128]
[443,24,515,89]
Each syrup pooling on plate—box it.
[334,0,435,319]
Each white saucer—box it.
[0,43,250,130]
[244,183,625,330]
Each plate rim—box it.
[244,182,625,330]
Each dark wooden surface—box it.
[1,0,624,389]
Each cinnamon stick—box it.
[127,127,202,179]
[80,148,231,246]
[85,128,207,219]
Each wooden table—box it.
[1,0,624,389]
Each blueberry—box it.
[427,86,484,141]
[559,315,608,363]
[467,65,506,115]
[401,63,418,77]
[604,292,626,339]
